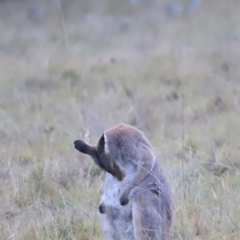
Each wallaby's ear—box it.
[74,140,96,156]
[97,134,105,154]
[97,134,109,155]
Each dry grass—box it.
[0,0,240,239]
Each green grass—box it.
[0,0,240,239]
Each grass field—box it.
[0,0,240,239]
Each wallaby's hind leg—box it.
[132,195,164,240]
[100,214,121,240]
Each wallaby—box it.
[74,124,172,240]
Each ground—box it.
[0,0,240,239]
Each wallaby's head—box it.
[74,133,125,181]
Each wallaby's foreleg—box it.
[120,146,155,205]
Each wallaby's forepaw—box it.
[99,203,106,214]
[120,191,129,206]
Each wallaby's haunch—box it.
[74,124,172,240]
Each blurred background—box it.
[0,0,240,239]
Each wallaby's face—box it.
[74,134,125,181]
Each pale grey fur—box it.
[74,124,172,240]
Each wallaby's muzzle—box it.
[74,139,125,181]
[74,140,89,154]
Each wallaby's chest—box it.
[102,165,135,203]
[100,172,135,240]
